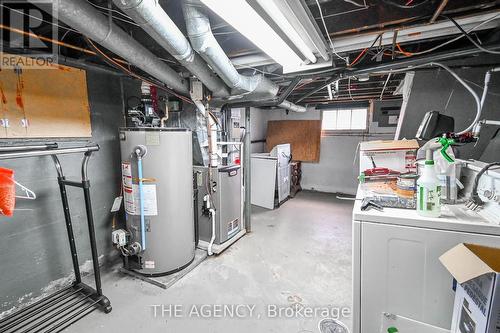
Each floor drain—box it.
[318,318,350,333]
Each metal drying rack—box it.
[0,143,111,333]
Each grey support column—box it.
[244,107,252,232]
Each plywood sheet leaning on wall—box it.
[0,54,91,138]
[266,120,321,162]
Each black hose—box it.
[470,162,500,205]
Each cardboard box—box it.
[359,139,419,174]
[440,243,500,333]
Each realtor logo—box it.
[0,0,58,68]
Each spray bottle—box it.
[417,148,441,217]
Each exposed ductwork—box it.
[182,3,277,99]
[278,100,307,113]
[55,0,189,95]
[55,0,307,111]
[182,3,307,112]
[112,0,230,98]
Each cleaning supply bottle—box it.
[417,151,441,217]
[434,137,457,204]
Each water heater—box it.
[119,128,195,276]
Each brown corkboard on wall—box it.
[0,54,91,138]
[266,120,321,162]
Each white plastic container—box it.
[417,160,441,217]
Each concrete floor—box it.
[69,191,354,333]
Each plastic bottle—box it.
[417,160,441,217]
[433,148,457,204]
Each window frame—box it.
[321,106,370,136]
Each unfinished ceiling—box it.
[2,0,499,106]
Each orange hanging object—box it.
[0,167,15,217]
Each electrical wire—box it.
[0,4,78,32]
[343,0,367,8]
[396,43,413,56]
[85,37,193,104]
[445,15,500,55]
[237,64,284,78]
[315,0,349,65]
[0,23,95,56]
[397,13,500,57]
[371,62,481,134]
[349,34,383,67]
[349,48,368,67]
[85,0,139,26]
[381,0,430,9]
[85,0,132,20]
[0,23,134,67]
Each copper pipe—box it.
[430,0,450,23]
[0,24,128,65]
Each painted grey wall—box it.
[255,100,401,195]
[232,107,268,153]
[0,70,137,316]
[397,66,500,160]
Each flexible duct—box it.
[182,3,277,98]
[56,0,189,95]
[112,0,230,98]
[182,3,308,112]
[277,100,307,112]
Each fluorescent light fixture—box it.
[200,0,304,69]
[358,75,370,82]
[255,0,316,63]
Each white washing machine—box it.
[352,178,500,333]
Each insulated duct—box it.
[182,3,307,112]
[55,0,189,95]
[182,3,277,99]
[112,0,230,98]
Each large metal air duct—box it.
[112,0,230,98]
[182,3,277,99]
[56,0,189,95]
[182,3,306,111]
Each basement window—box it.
[321,108,368,134]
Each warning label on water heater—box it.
[122,162,158,216]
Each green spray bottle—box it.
[417,154,441,217]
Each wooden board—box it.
[266,120,321,162]
[0,54,91,138]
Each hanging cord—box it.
[467,162,500,208]
[444,15,500,55]
[394,13,500,57]
[315,0,349,65]
[371,62,481,134]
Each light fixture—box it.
[200,0,305,69]
[358,75,370,82]
[255,0,316,64]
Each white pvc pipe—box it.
[207,208,216,256]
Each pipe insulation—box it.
[112,0,230,98]
[55,0,189,95]
[182,3,307,112]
